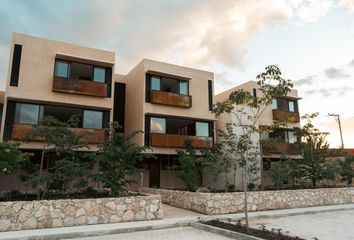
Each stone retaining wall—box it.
[0,194,163,231]
[140,187,354,215]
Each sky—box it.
[0,0,354,148]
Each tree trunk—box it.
[243,168,249,228]
[37,146,46,200]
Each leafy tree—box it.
[93,122,150,197]
[299,113,336,188]
[213,65,293,227]
[339,154,354,186]
[0,141,28,175]
[267,156,292,190]
[24,116,91,199]
[176,139,220,191]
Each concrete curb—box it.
[191,222,264,240]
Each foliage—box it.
[176,139,220,191]
[298,113,336,188]
[0,141,28,175]
[267,156,291,190]
[212,65,294,226]
[339,154,354,186]
[24,116,92,199]
[93,122,150,197]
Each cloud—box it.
[0,0,295,90]
[295,0,334,23]
[303,86,354,97]
[325,67,351,79]
[349,59,354,67]
[338,0,354,12]
[294,75,315,86]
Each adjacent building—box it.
[212,81,301,189]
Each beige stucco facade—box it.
[0,33,116,150]
[124,59,216,155]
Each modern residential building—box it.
[0,33,125,191]
[0,33,216,191]
[123,59,216,189]
[212,81,301,190]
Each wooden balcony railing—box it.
[150,133,213,148]
[150,91,192,108]
[272,109,300,122]
[52,76,107,97]
[261,139,301,155]
[11,123,105,144]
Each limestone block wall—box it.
[0,194,163,232]
[140,187,354,215]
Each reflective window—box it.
[93,67,106,83]
[83,110,103,129]
[287,131,297,144]
[288,101,295,112]
[55,60,69,78]
[179,81,188,95]
[151,76,161,91]
[272,99,277,109]
[260,132,269,140]
[196,122,209,137]
[15,103,43,124]
[150,117,166,133]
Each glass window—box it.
[150,117,166,133]
[93,67,106,83]
[196,122,209,137]
[179,81,188,95]
[55,60,69,78]
[151,76,161,91]
[15,103,43,124]
[287,131,297,144]
[288,101,295,112]
[272,99,277,109]
[70,62,93,81]
[83,110,103,129]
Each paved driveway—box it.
[67,226,233,240]
[251,209,354,240]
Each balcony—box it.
[11,123,105,144]
[52,76,107,98]
[150,91,192,108]
[272,109,300,122]
[261,139,301,155]
[150,133,213,148]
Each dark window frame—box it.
[208,80,213,111]
[146,74,190,99]
[10,44,22,87]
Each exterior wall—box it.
[140,187,354,215]
[0,194,163,232]
[125,59,216,154]
[1,33,115,143]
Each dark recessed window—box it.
[10,44,22,87]
[93,66,106,83]
[70,62,92,81]
[15,103,43,125]
[148,74,189,95]
[55,60,70,78]
[83,110,103,129]
[208,80,213,111]
[44,105,83,126]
